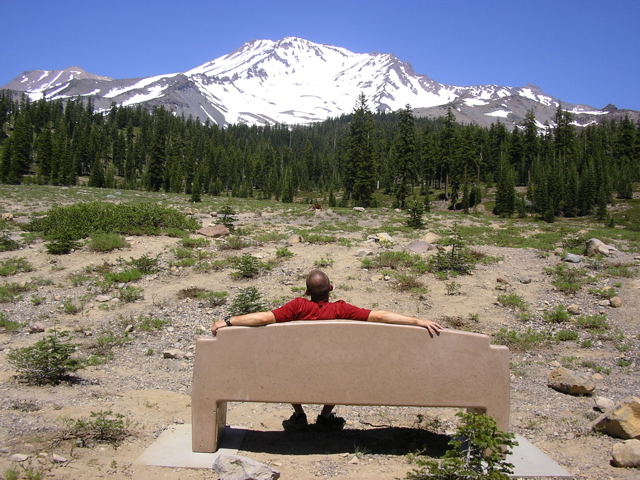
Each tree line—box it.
[0,90,638,220]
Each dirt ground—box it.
[0,198,639,479]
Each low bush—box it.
[7,330,84,384]
[26,202,200,240]
[87,233,129,252]
[0,257,34,276]
[407,411,517,480]
[542,304,570,323]
[0,311,19,332]
[493,327,550,351]
[230,287,266,315]
[59,410,134,448]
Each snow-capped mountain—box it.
[2,37,637,128]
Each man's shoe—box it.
[315,413,346,431]
[282,412,308,431]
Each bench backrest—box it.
[192,321,510,453]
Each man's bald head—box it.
[305,269,332,301]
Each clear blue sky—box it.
[2,0,639,111]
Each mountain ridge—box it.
[2,37,638,128]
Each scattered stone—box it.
[163,349,185,359]
[353,207,366,212]
[567,304,580,315]
[355,249,373,257]
[598,299,611,307]
[406,240,433,254]
[286,234,304,244]
[496,277,508,284]
[593,396,640,439]
[595,396,616,413]
[422,232,441,244]
[612,439,640,468]
[1,212,13,221]
[519,277,532,284]
[348,456,360,464]
[370,274,384,282]
[124,324,134,333]
[548,367,596,396]
[585,238,615,257]
[367,232,395,243]
[609,296,623,308]
[95,295,112,303]
[563,253,582,263]
[197,225,230,237]
[28,322,45,333]
[553,247,564,256]
[212,454,280,480]
[9,454,29,462]
[51,453,68,463]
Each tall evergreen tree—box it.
[345,93,376,207]
[392,104,416,208]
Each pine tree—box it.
[393,104,416,209]
[493,160,516,217]
[345,93,376,207]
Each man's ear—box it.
[329,284,334,291]
[304,289,310,296]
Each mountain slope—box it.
[2,37,637,128]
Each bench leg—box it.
[192,401,227,453]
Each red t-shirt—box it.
[272,297,371,323]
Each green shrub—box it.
[542,304,570,323]
[405,199,425,229]
[230,287,266,315]
[26,202,200,240]
[0,282,32,303]
[104,268,143,283]
[0,257,34,276]
[276,247,294,258]
[62,298,83,314]
[7,330,84,384]
[120,253,161,274]
[497,293,528,311]
[60,410,134,448]
[45,236,82,255]
[117,286,144,303]
[232,254,262,278]
[575,313,610,332]
[407,411,517,480]
[219,235,250,250]
[546,262,588,294]
[136,315,170,332]
[87,233,129,252]
[180,236,210,248]
[0,311,19,332]
[0,229,20,252]
[493,327,550,351]
[555,330,579,342]
[197,290,229,307]
[395,273,424,292]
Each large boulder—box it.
[585,238,615,257]
[198,225,230,237]
[548,367,596,396]
[593,396,640,439]
[212,454,280,480]
[612,439,640,468]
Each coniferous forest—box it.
[0,91,638,222]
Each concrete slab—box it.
[510,435,572,478]
[134,424,245,469]
[135,426,572,478]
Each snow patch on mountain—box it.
[3,36,636,129]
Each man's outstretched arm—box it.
[367,310,443,337]
[211,311,276,335]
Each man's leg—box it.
[316,405,345,431]
[283,404,308,430]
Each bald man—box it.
[211,269,443,431]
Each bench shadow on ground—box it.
[239,426,450,457]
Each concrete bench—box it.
[191,320,510,452]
